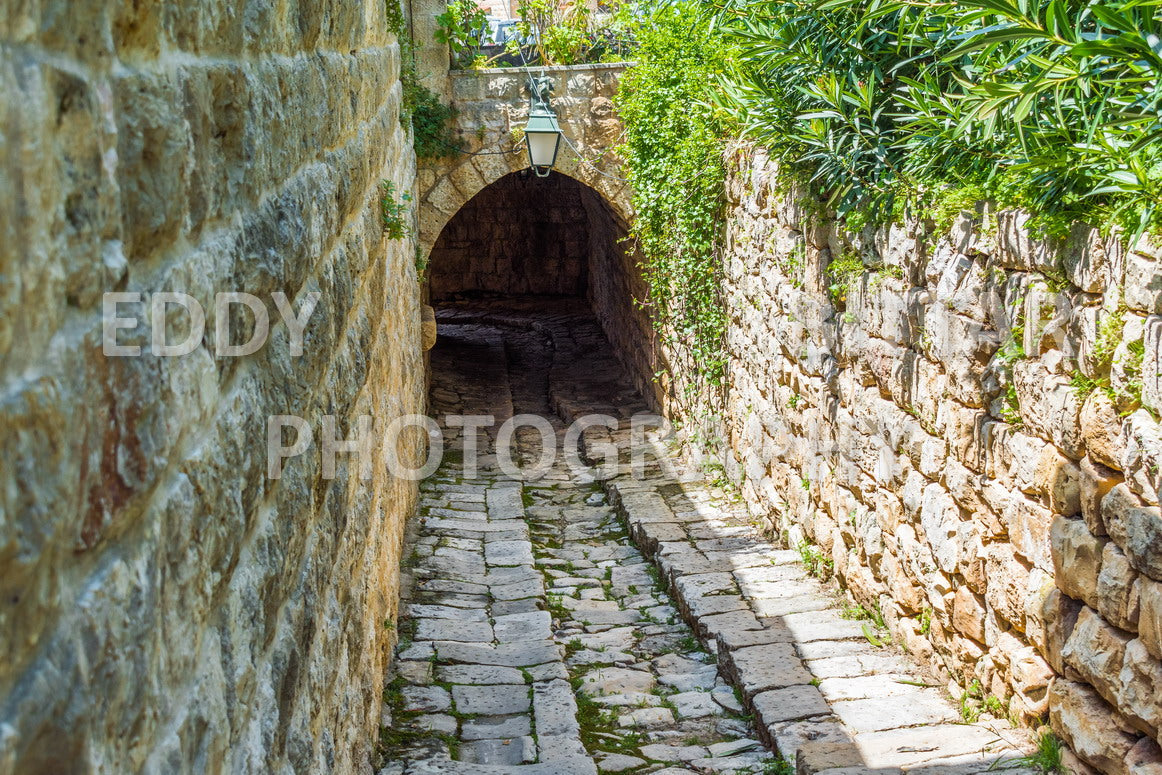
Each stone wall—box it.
[581,187,664,412]
[0,3,424,773]
[643,144,1162,774]
[429,172,590,298]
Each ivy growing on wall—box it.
[403,77,459,160]
[384,0,406,39]
[615,0,1161,397]
[615,4,735,387]
[388,0,459,160]
[379,181,413,240]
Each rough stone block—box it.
[113,71,191,261]
[920,482,962,574]
[1124,735,1162,775]
[1117,638,1162,736]
[1009,647,1054,712]
[1049,678,1138,775]
[1144,316,1162,414]
[1062,606,1132,707]
[724,643,812,698]
[794,741,863,775]
[851,722,1026,770]
[1081,392,1126,471]
[1102,484,1162,581]
[1012,360,1084,459]
[1124,250,1162,314]
[986,543,1032,630]
[1063,748,1105,775]
[1050,515,1106,607]
[1006,496,1055,571]
[1139,578,1162,660]
[1063,224,1115,294]
[996,209,1059,271]
[1096,543,1141,632]
[451,684,532,716]
[1121,410,1162,507]
[1036,452,1082,516]
[952,585,987,644]
[1080,457,1121,536]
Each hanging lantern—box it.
[523,76,562,177]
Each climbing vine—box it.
[388,0,459,161]
[615,4,735,386]
[384,0,406,39]
[403,76,458,160]
[379,181,412,240]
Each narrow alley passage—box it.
[378,300,1038,775]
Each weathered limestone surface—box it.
[625,144,1162,774]
[1,3,424,773]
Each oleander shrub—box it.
[712,0,1162,238]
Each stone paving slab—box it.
[416,619,494,643]
[451,684,531,716]
[461,715,533,741]
[751,685,832,724]
[436,665,525,685]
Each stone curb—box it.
[598,476,845,756]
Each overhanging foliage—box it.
[712,0,1162,238]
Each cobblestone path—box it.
[379,300,1037,775]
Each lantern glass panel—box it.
[526,130,561,169]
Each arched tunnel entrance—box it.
[384,169,836,773]
[387,168,798,769]
[429,171,595,298]
[425,170,658,409]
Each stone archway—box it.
[428,171,594,298]
[417,63,632,261]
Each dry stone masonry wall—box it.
[1,3,424,773]
[640,144,1162,774]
